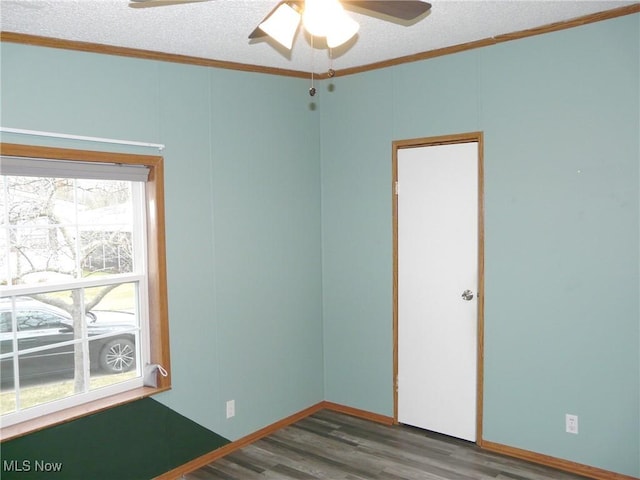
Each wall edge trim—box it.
[153,401,391,479]
[332,3,640,77]
[481,440,639,480]
[322,401,395,425]
[154,403,637,480]
[153,402,326,480]
[0,31,311,79]
[2,4,638,78]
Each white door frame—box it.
[392,131,485,445]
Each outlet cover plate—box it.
[226,400,235,419]
[565,414,578,434]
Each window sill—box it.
[0,385,171,442]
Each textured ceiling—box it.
[0,1,636,73]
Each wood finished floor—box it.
[184,410,591,480]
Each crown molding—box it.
[1,3,638,79]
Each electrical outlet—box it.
[565,414,578,434]
[226,400,235,419]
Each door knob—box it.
[461,289,474,301]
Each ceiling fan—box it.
[130,0,432,50]
[130,0,432,95]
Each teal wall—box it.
[1,11,639,479]
[0,45,324,444]
[320,13,639,478]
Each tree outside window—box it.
[2,160,147,423]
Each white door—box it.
[397,141,478,442]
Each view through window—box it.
[0,153,158,428]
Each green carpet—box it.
[1,398,229,480]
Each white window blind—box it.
[0,156,150,182]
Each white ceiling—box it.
[0,1,636,73]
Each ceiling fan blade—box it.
[129,0,213,8]
[342,0,431,21]
[249,0,430,42]
[248,26,268,40]
[248,1,303,40]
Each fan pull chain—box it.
[309,35,316,96]
[328,47,335,78]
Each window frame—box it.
[0,142,171,441]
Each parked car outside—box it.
[0,298,137,387]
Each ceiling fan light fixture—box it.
[258,2,301,50]
[302,0,352,38]
[326,12,359,48]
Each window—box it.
[0,143,170,437]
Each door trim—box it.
[392,131,485,445]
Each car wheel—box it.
[99,338,135,373]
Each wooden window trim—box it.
[0,142,171,442]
